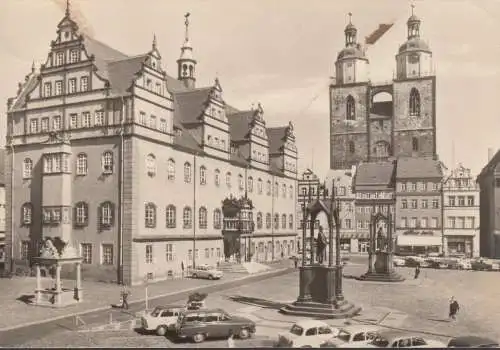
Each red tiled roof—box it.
[355,161,396,187]
[396,157,443,179]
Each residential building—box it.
[4,9,298,285]
[325,167,358,252]
[330,10,436,170]
[395,157,443,255]
[477,149,500,258]
[296,169,322,252]
[353,161,396,251]
[442,164,479,257]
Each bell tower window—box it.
[346,95,355,120]
[409,88,421,116]
[412,137,419,152]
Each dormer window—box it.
[44,82,52,97]
[69,49,79,63]
[56,52,64,66]
[80,76,89,92]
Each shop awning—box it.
[397,235,442,247]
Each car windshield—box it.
[370,336,390,347]
[337,330,351,342]
[289,325,304,336]
[150,307,163,317]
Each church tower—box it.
[392,5,436,158]
[330,13,370,170]
[177,13,197,89]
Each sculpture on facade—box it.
[316,226,327,264]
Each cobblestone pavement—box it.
[15,263,500,347]
[0,259,293,331]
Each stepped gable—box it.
[396,157,443,179]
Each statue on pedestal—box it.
[316,226,327,264]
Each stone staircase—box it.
[218,261,272,274]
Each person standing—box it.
[449,296,460,320]
[414,264,421,279]
[227,329,235,348]
[121,285,130,310]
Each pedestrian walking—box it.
[121,285,130,310]
[449,296,460,321]
[181,260,185,278]
[414,264,421,279]
[227,329,235,348]
[294,256,298,268]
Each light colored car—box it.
[141,305,186,336]
[190,264,224,280]
[393,257,406,267]
[456,259,472,270]
[320,325,380,347]
[277,320,340,348]
[363,330,447,348]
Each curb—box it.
[0,267,293,333]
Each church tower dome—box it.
[396,5,433,79]
[177,13,197,89]
[334,13,369,85]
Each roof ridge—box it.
[175,86,213,95]
[106,54,147,64]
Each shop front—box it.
[445,235,473,258]
[396,234,442,256]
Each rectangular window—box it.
[420,217,428,228]
[82,112,91,127]
[44,82,52,97]
[53,115,61,130]
[80,76,89,92]
[401,200,407,209]
[432,199,439,209]
[458,196,465,206]
[159,118,167,132]
[457,217,465,229]
[95,110,105,126]
[81,243,92,264]
[400,217,407,228]
[400,183,406,192]
[155,83,161,95]
[448,196,456,206]
[345,219,351,229]
[55,80,63,95]
[467,196,474,206]
[410,182,417,191]
[70,114,78,129]
[411,199,417,209]
[102,244,113,265]
[30,119,38,134]
[68,78,77,94]
[165,244,174,262]
[410,217,417,228]
[357,220,362,229]
[41,118,49,132]
[188,249,193,262]
[216,248,221,258]
[21,241,30,260]
[145,244,153,264]
[467,216,475,229]
[448,217,456,228]
[195,249,199,260]
[431,217,438,228]
[205,248,209,258]
[149,115,157,129]
[496,179,500,188]
[421,200,428,209]
[69,49,79,63]
[56,52,64,66]
[139,111,147,125]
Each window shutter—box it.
[84,203,89,225]
[97,204,103,230]
[110,202,116,227]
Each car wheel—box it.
[208,275,214,280]
[192,333,206,343]
[192,273,197,279]
[156,326,167,336]
[239,328,250,339]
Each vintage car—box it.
[363,331,447,348]
[190,264,224,280]
[175,308,256,343]
[471,258,495,271]
[447,335,499,347]
[141,305,186,336]
[320,325,380,348]
[276,320,339,348]
[393,257,406,267]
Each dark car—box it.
[448,336,499,347]
[471,259,493,271]
[175,308,256,343]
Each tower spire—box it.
[348,12,352,24]
[184,12,190,43]
[344,12,357,47]
[66,0,70,17]
[152,33,157,50]
[177,12,197,89]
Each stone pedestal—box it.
[280,265,361,319]
[358,252,405,282]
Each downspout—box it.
[9,141,15,273]
[118,96,125,284]
[192,152,197,268]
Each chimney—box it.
[488,148,495,163]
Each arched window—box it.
[199,166,207,185]
[99,201,114,227]
[274,182,279,197]
[166,205,176,228]
[199,207,208,229]
[21,203,33,225]
[257,178,263,194]
[248,177,253,193]
[289,185,294,199]
[144,203,156,228]
[349,141,355,154]
[146,154,156,176]
[346,95,355,120]
[183,207,192,228]
[23,158,33,179]
[213,209,222,229]
[214,169,220,186]
[274,214,279,230]
[266,213,271,229]
[226,171,232,188]
[102,151,114,174]
[184,162,192,183]
[74,202,89,226]
[167,158,175,180]
[409,88,421,116]
[412,137,419,152]
[281,214,287,229]
[267,180,272,196]
[76,153,87,176]
[256,212,263,229]
[238,174,244,190]
[282,184,287,198]
[289,214,294,229]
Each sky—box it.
[0,0,499,179]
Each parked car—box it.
[455,258,472,270]
[471,259,494,271]
[141,305,186,336]
[393,257,406,267]
[175,308,256,343]
[320,325,380,348]
[190,264,224,280]
[363,330,447,348]
[426,258,448,269]
[447,336,499,347]
[276,320,340,348]
[405,256,429,268]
